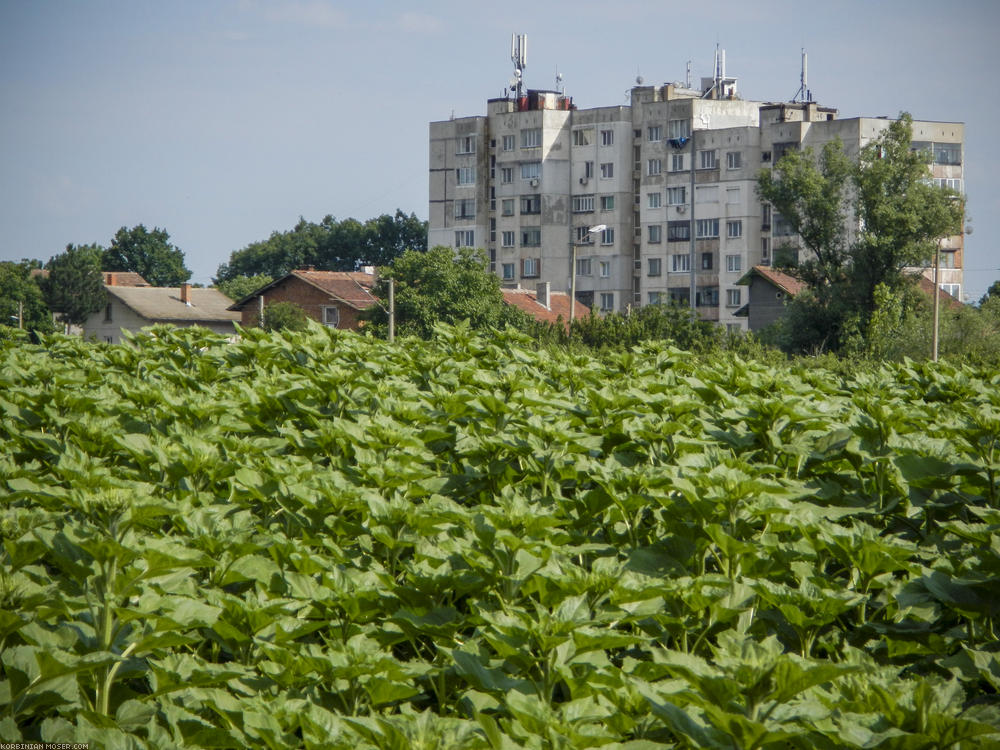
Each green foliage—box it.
[215,210,427,282]
[103,225,192,287]
[254,300,309,332]
[2,324,999,747]
[39,244,107,327]
[364,246,530,339]
[758,114,965,355]
[0,261,55,334]
[215,274,274,302]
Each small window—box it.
[668,119,691,139]
[502,134,515,151]
[521,128,542,149]
[696,218,720,238]
[701,252,713,270]
[726,254,742,273]
[648,125,662,142]
[573,195,595,213]
[726,151,742,169]
[599,261,611,278]
[698,150,717,170]
[671,154,686,172]
[647,159,662,176]
[455,230,475,247]
[104,303,113,323]
[520,194,541,214]
[501,262,515,280]
[648,257,662,276]
[500,167,513,184]
[576,258,592,276]
[600,195,615,211]
[726,289,741,307]
[521,228,541,247]
[501,198,514,216]
[573,128,593,146]
[454,199,476,220]
[600,292,614,312]
[667,221,690,241]
[522,257,541,277]
[727,220,743,239]
[600,227,615,245]
[322,306,341,327]
[761,151,772,162]
[648,225,662,243]
[648,192,662,209]
[600,162,614,179]
[672,254,691,272]
[600,129,614,146]
[666,187,686,205]
[456,167,476,185]
[456,135,476,154]
[521,162,541,180]
[584,161,594,179]
[501,231,515,248]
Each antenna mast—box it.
[792,48,812,102]
[511,34,527,100]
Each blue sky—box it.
[1,0,997,300]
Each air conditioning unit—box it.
[677,205,687,213]
[530,179,539,187]
[579,177,588,186]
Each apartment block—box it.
[429,63,964,326]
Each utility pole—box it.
[388,278,395,342]
[689,128,697,316]
[932,242,940,362]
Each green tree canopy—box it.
[215,274,274,302]
[363,246,529,339]
[757,113,965,354]
[254,301,310,332]
[103,224,191,287]
[40,244,107,327]
[0,260,55,334]
[215,210,427,282]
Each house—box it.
[735,266,807,332]
[82,283,240,343]
[501,282,590,329]
[736,265,963,332]
[228,269,378,329]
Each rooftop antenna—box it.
[555,66,564,94]
[792,48,812,102]
[511,33,527,100]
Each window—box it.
[647,159,662,176]
[502,262,515,280]
[522,257,540,277]
[672,254,691,272]
[701,252,713,270]
[648,125,662,142]
[726,254,742,273]
[761,151,772,162]
[648,291,664,305]
[695,186,718,203]
[576,258,592,276]
[941,283,961,298]
[500,167,513,184]
[698,150,717,169]
[573,195,595,213]
[573,128,593,146]
[322,306,341,327]
[761,237,771,264]
[502,134,515,151]
[666,186,686,205]
[457,135,476,154]
[648,257,662,276]
[600,162,614,179]
[600,292,614,312]
[668,119,691,139]
[501,198,514,216]
[773,212,795,237]
[934,177,963,192]
[773,142,797,163]
[521,162,541,180]
[521,128,542,149]
[667,221,690,241]
[696,287,719,307]
[914,141,961,165]
[455,230,475,247]
[454,199,476,219]
[669,288,690,305]
[726,151,742,169]
[726,288,741,307]
[696,218,720,238]
[501,231,515,247]
[671,154,686,172]
[456,167,476,185]
[599,260,611,277]
[727,220,743,238]
[584,161,594,179]
[104,303,113,322]
[648,192,662,208]
[600,195,615,211]
[648,225,662,243]
[575,225,594,243]
[726,187,740,205]
[521,227,541,247]
[601,227,615,245]
[490,186,496,211]
[520,194,541,214]
[761,202,772,228]
[600,129,614,146]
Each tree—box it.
[216,274,274,302]
[0,260,55,334]
[103,225,191,287]
[757,113,965,354]
[215,210,428,282]
[39,244,107,328]
[363,246,529,339]
[254,301,309,332]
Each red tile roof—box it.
[502,287,589,328]
[291,270,377,309]
[742,265,807,297]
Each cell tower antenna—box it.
[792,48,812,102]
[511,33,527,100]
[685,60,692,88]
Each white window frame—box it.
[520,162,541,180]
[501,198,514,216]
[666,186,686,205]
[576,257,592,276]
[521,128,542,149]
[671,154,686,172]
[501,262,515,280]
[726,288,741,307]
[648,257,662,276]
[600,227,615,245]
[696,218,720,239]
[573,128,593,146]
[599,260,611,278]
[454,230,475,247]
[600,162,614,179]
[600,195,615,211]
[573,195,595,213]
[668,119,691,139]
[600,129,614,146]
[698,150,717,170]
[648,224,662,243]
[726,151,742,169]
[501,134,515,152]
[726,254,742,273]
[456,166,476,185]
[501,231,515,248]
[648,125,662,142]
[648,192,662,209]
[727,220,743,239]
[500,167,513,184]
[456,135,476,155]
[522,257,541,277]
[521,227,541,247]
[599,292,614,312]
[322,306,340,327]
[647,158,662,176]
[672,254,691,272]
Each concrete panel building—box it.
[428,51,964,328]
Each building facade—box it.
[428,66,964,328]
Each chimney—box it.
[180,283,191,305]
[536,281,550,310]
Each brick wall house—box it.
[228,269,377,329]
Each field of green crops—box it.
[1,322,999,749]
